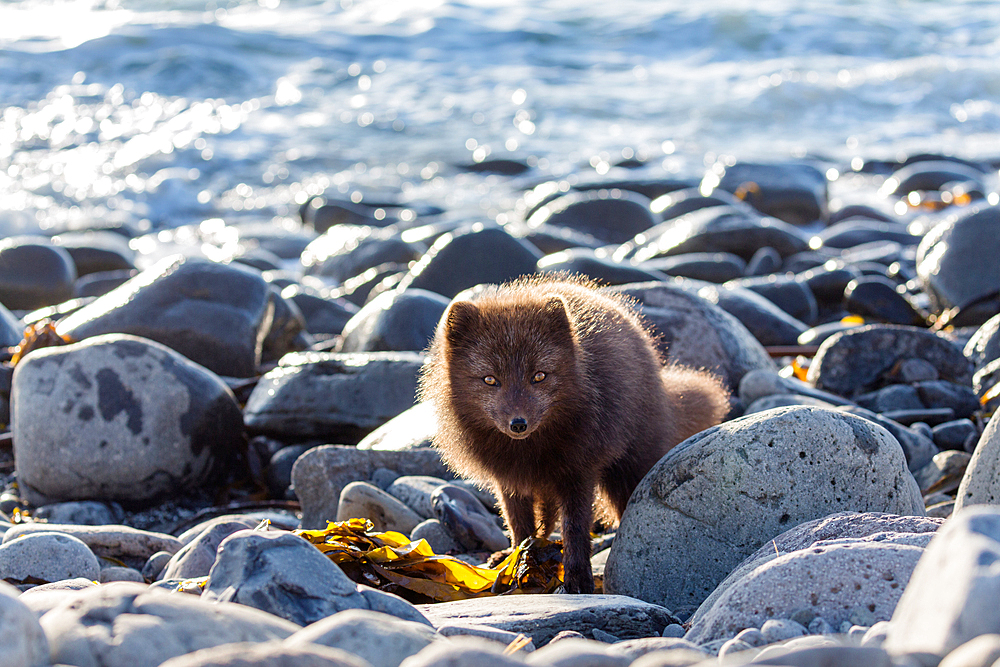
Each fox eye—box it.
[483,375,499,386]
[531,371,546,383]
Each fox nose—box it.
[509,417,528,434]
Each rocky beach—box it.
[3,1,1000,666]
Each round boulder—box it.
[603,406,925,617]
[0,236,76,311]
[340,289,449,353]
[0,531,100,584]
[526,189,657,245]
[0,581,49,667]
[12,334,244,507]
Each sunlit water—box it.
[2,0,999,237]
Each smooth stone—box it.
[608,638,704,661]
[808,325,974,398]
[99,565,145,583]
[303,198,377,231]
[912,450,972,495]
[916,204,1000,322]
[761,618,809,644]
[706,161,828,225]
[745,246,783,276]
[725,275,818,325]
[159,641,371,667]
[12,334,244,507]
[0,532,99,584]
[162,518,259,580]
[56,256,273,378]
[839,406,939,472]
[416,595,679,647]
[340,289,449,353]
[33,500,125,525]
[914,380,980,419]
[734,628,766,647]
[639,252,746,284]
[292,445,451,529]
[203,529,430,627]
[798,264,863,306]
[965,314,1000,371]
[844,277,925,326]
[285,609,439,667]
[955,413,1000,512]
[524,637,629,667]
[0,302,23,347]
[260,289,310,365]
[884,506,1000,662]
[538,248,668,285]
[397,636,526,667]
[717,638,755,660]
[604,407,925,617]
[436,624,534,650]
[52,230,137,276]
[938,634,1000,667]
[301,225,423,283]
[817,220,921,249]
[752,645,892,667]
[688,512,941,635]
[430,485,508,552]
[143,551,173,581]
[509,222,604,255]
[283,285,359,336]
[410,519,461,553]
[855,385,925,413]
[650,187,748,221]
[737,369,854,408]
[266,444,313,499]
[386,476,451,519]
[695,280,809,346]
[337,482,424,534]
[527,189,657,245]
[356,402,436,451]
[0,581,48,667]
[887,159,986,196]
[395,225,541,299]
[0,237,76,310]
[606,281,776,391]
[2,523,182,567]
[893,358,940,384]
[244,351,424,443]
[629,649,707,667]
[745,394,838,414]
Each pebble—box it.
[0,236,77,310]
[526,189,657,244]
[0,581,49,667]
[337,481,425,534]
[340,288,449,353]
[284,609,440,667]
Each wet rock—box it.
[965,314,1000,371]
[0,531,99,584]
[955,413,1000,512]
[913,450,971,495]
[292,445,451,529]
[356,402,436,452]
[526,189,656,244]
[704,161,828,225]
[302,198,378,232]
[302,225,423,284]
[337,482,424,533]
[159,641,370,667]
[639,252,746,283]
[397,636,525,667]
[915,380,980,419]
[695,281,809,346]
[56,256,273,378]
[745,246,783,276]
[243,351,423,443]
[12,334,244,507]
[916,204,1000,324]
[605,281,776,391]
[0,236,76,310]
[816,220,921,249]
[725,275,818,325]
[395,225,541,299]
[895,358,940,384]
[285,287,359,336]
[525,637,628,667]
[340,289,449,353]
[0,303,22,347]
[932,419,978,451]
[508,222,604,255]
[0,581,48,667]
[604,407,925,617]
[3,523,182,566]
[649,187,747,221]
[885,160,986,197]
[808,325,973,398]
[416,595,679,647]
[40,582,300,666]
[798,264,863,310]
[538,248,668,285]
[386,476,451,519]
[285,609,439,667]
[75,268,137,298]
[162,518,259,580]
[53,230,137,277]
[844,277,925,326]
[430,485,508,552]
[33,500,125,525]
[410,519,461,553]
[884,506,1000,662]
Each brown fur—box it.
[418,276,729,593]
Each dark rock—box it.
[395,225,541,299]
[330,263,407,308]
[301,225,423,283]
[781,250,839,274]
[855,385,924,413]
[829,204,896,225]
[0,237,76,310]
[261,289,310,364]
[885,160,986,196]
[12,334,244,507]
[932,420,978,451]
[538,248,668,285]
[639,252,746,283]
[649,187,747,221]
[808,325,974,398]
[0,303,22,347]
[507,223,604,255]
[340,289,448,353]
[844,277,925,326]
[230,220,317,260]
[228,247,282,273]
[283,286,359,336]
[302,198,378,233]
[816,220,921,249]
[798,320,866,347]
[52,230,136,277]
[430,485,508,552]
[704,161,828,225]
[458,158,531,176]
[74,269,137,298]
[726,275,818,325]
[964,313,1000,371]
[266,444,312,499]
[162,519,258,580]
[880,409,956,427]
[915,381,981,419]
[912,450,971,495]
[33,500,125,526]
[916,205,1000,323]
[695,281,809,346]
[572,177,697,202]
[526,189,656,245]
[745,246,782,276]
[56,256,272,378]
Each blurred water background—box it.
[2,0,999,236]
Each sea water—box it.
[1,0,999,236]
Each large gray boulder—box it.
[0,581,48,667]
[955,412,1000,512]
[12,334,243,507]
[3,523,182,567]
[604,406,925,617]
[0,531,100,584]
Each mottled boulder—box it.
[0,236,76,310]
[12,334,244,507]
[3,523,182,567]
[56,255,273,377]
[0,531,100,584]
[0,581,48,667]
[526,189,657,244]
[340,289,449,353]
[604,407,924,617]
[244,351,423,443]
[955,413,1000,512]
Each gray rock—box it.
[861,621,891,647]
[718,638,755,660]
[143,551,173,582]
[807,325,973,398]
[430,485,508,552]
[604,407,925,617]
[177,515,261,545]
[745,393,839,414]
[737,369,854,407]
[411,520,461,554]
[387,476,451,519]
[938,634,1000,667]
[689,511,942,630]
[12,334,244,506]
[629,649,707,667]
[416,595,679,647]
[527,189,657,245]
[607,638,703,661]
[340,289,449,353]
[662,624,686,638]
[357,403,436,451]
[524,637,629,667]
[932,419,978,451]
[3,523,182,566]
[202,529,430,627]
[17,577,98,616]
[965,314,1000,371]
[0,532,100,584]
[752,645,892,667]
[158,640,372,667]
[956,413,1000,512]
[0,236,76,310]
[590,628,621,643]
[397,636,527,667]
[292,445,451,529]
[0,302,24,347]
[0,581,48,667]
[244,351,424,443]
[885,505,1000,662]
[285,609,439,667]
[734,628,766,647]
[693,280,809,347]
[912,450,971,495]
[33,500,125,525]
[436,624,533,650]
[855,385,924,413]
[162,519,259,580]
[337,482,424,534]
[266,444,313,499]
[760,619,808,644]
[40,582,300,665]
[839,406,940,472]
[99,565,145,583]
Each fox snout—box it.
[509,417,528,434]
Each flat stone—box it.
[158,641,371,667]
[340,289,449,354]
[0,532,100,584]
[844,277,925,326]
[604,407,925,617]
[292,445,451,530]
[416,595,680,647]
[955,412,1000,512]
[337,482,424,534]
[933,419,978,451]
[0,237,76,310]
[244,351,424,443]
[12,334,244,507]
[0,581,48,667]
[884,506,1000,662]
[3,523,182,563]
[285,609,440,667]
[915,380,980,419]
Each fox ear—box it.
[443,300,479,345]
[542,295,572,330]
